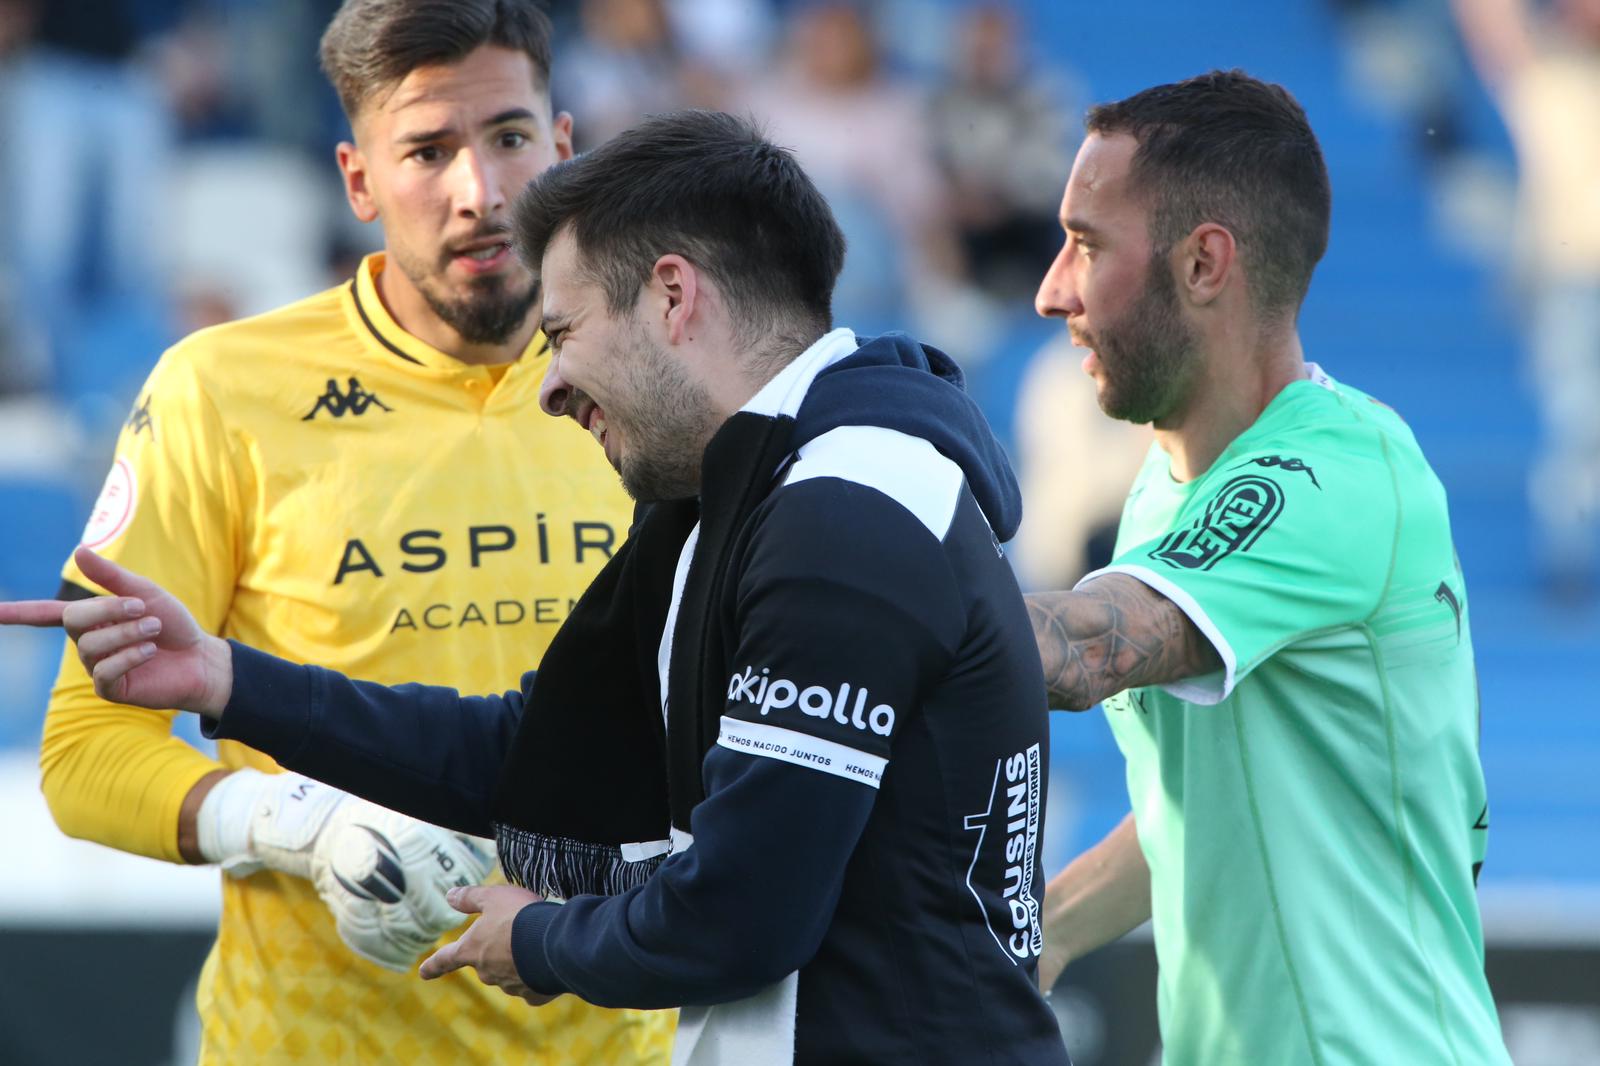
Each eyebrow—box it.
[1062,217,1101,236]
[395,108,539,146]
[540,310,570,336]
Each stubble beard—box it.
[613,321,721,503]
[1088,254,1201,426]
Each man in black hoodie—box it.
[6,111,1066,1066]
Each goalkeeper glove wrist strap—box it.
[195,767,271,873]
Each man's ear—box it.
[552,110,575,162]
[650,254,700,344]
[1179,223,1237,307]
[336,141,379,224]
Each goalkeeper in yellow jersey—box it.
[36,1,673,1062]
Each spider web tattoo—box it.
[1025,574,1220,709]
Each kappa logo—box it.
[125,393,155,440]
[1233,454,1319,489]
[726,665,896,736]
[303,377,393,421]
[1150,474,1284,572]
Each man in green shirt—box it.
[1025,71,1510,1064]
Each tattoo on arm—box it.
[1026,574,1221,710]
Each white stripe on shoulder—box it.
[784,426,965,541]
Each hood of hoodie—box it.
[791,332,1022,542]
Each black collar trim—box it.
[348,278,422,366]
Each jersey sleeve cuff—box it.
[511,900,569,996]
[1075,563,1238,704]
[202,641,316,758]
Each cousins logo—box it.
[1149,474,1284,572]
[963,743,1044,963]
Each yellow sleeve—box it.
[38,345,246,862]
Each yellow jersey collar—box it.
[348,252,549,373]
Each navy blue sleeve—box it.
[510,481,966,1007]
[204,641,523,837]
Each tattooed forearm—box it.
[1025,574,1221,710]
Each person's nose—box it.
[1035,242,1083,321]
[449,147,502,221]
[539,352,571,418]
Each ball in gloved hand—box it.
[315,804,496,972]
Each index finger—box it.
[0,600,68,628]
[418,940,465,981]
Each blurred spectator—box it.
[208,0,345,152]
[165,145,331,329]
[745,1,959,333]
[0,0,27,53]
[1331,0,1474,166]
[928,2,1077,303]
[556,0,723,150]
[150,8,251,141]
[0,0,39,394]
[664,0,777,79]
[1454,0,1600,602]
[0,0,179,389]
[1011,335,1151,590]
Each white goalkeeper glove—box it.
[196,769,495,971]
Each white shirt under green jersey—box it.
[1084,366,1509,1065]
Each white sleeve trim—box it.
[716,717,887,788]
[1075,563,1237,705]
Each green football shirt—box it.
[1086,366,1509,1065]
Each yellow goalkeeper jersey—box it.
[39,254,673,1065]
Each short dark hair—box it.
[513,110,846,344]
[319,0,554,121]
[1086,70,1331,317]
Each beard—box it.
[391,241,539,346]
[1080,253,1201,425]
[607,317,722,503]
